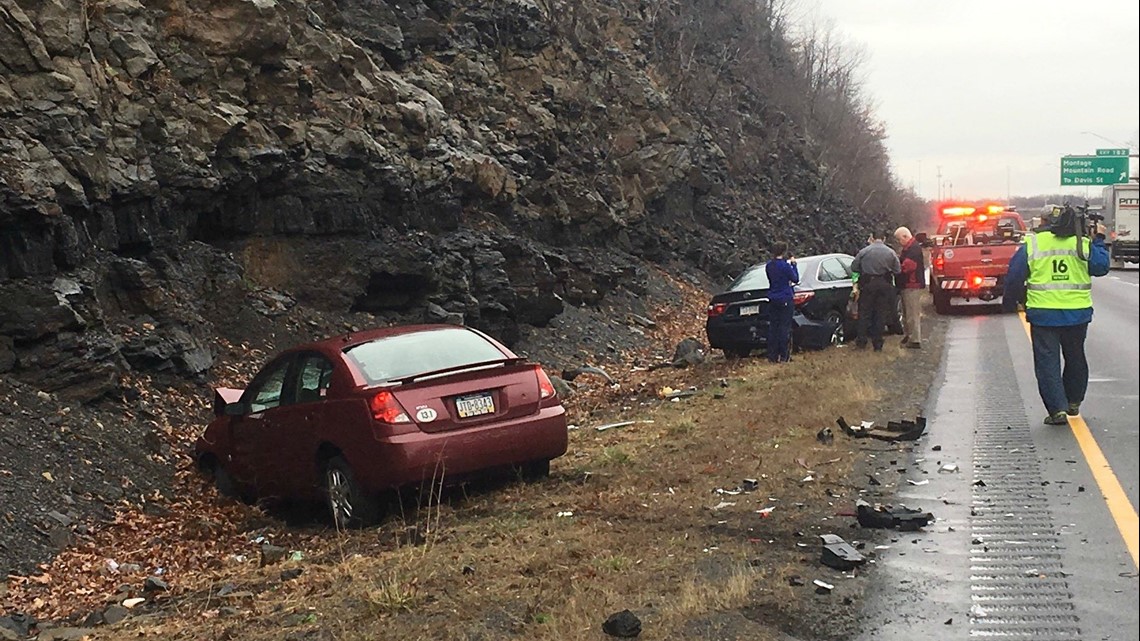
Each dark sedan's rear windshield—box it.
[344,328,508,385]
[729,265,770,292]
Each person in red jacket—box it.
[893,226,926,348]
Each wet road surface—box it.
[857,270,1138,640]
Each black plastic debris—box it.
[867,474,881,486]
[973,480,987,487]
[856,500,934,531]
[742,478,759,492]
[819,534,866,570]
[836,416,927,441]
[817,427,834,444]
[788,575,805,586]
[932,445,943,451]
[602,610,642,638]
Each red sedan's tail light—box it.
[793,291,815,306]
[707,302,728,317]
[370,390,411,424]
[535,366,556,399]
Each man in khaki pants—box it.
[894,227,925,348]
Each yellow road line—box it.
[1018,311,1139,567]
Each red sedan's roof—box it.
[288,324,475,356]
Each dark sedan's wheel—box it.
[725,347,752,359]
[825,310,845,345]
[324,456,381,530]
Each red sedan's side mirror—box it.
[224,402,249,417]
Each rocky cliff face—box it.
[1,0,892,400]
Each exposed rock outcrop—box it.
[1,0,893,400]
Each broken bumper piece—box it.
[856,499,934,531]
[819,534,866,570]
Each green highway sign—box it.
[1096,148,1129,157]
[1060,155,1130,186]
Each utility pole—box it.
[1006,165,1011,202]
[936,165,943,200]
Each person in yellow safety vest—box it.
[1002,207,1110,425]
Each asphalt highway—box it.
[857,267,1139,640]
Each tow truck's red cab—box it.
[926,204,1027,314]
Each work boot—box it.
[1043,411,1069,426]
[1066,402,1081,416]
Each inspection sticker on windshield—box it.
[456,393,495,418]
[739,305,760,316]
[415,407,438,422]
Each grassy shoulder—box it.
[69,337,943,641]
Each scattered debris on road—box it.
[819,534,866,570]
[602,609,642,638]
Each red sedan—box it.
[195,325,568,528]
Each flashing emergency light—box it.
[940,206,976,217]
[985,205,1005,215]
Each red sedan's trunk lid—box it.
[389,362,541,433]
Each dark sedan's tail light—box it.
[707,302,728,317]
[370,390,411,424]
[535,366,557,399]
[793,291,815,306]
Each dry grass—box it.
[89,347,909,641]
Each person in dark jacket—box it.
[850,230,901,351]
[894,226,926,348]
[765,242,799,363]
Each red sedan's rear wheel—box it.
[324,456,382,530]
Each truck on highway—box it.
[1101,182,1139,268]
[924,204,1027,314]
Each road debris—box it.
[819,534,866,570]
[602,609,642,638]
[836,416,927,441]
[813,579,834,594]
[939,464,959,473]
[855,500,934,531]
[816,427,834,444]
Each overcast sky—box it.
[811,0,1140,200]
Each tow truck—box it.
[924,204,1027,314]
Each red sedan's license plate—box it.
[456,393,495,418]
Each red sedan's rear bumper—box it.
[350,405,568,491]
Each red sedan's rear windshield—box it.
[343,328,509,385]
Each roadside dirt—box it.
[2,289,951,641]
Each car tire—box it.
[323,455,382,530]
[725,347,751,359]
[933,291,952,315]
[825,309,845,345]
[519,459,551,481]
[213,464,239,500]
